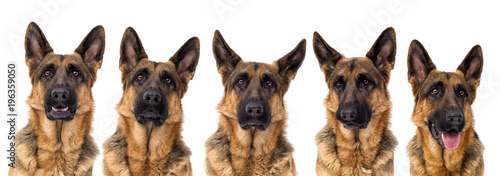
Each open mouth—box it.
[429,122,461,149]
[46,106,74,121]
[52,106,69,112]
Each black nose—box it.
[51,87,70,101]
[143,90,161,105]
[340,106,357,121]
[245,102,264,117]
[446,110,464,125]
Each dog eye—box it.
[459,90,465,96]
[165,78,172,84]
[266,80,273,86]
[44,70,51,77]
[72,70,79,77]
[238,79,245,85]
[335,81,343,88]
[432,88,439,95]
[137,74,144,81]
[363,79,370,85]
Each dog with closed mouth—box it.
[9,22,104,176]
[101,27,199,176]
[313,27,398,175]
[204,30,306,176]
[406,40,484,175]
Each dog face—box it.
[24,22,104,121]
[407,40,483,149]
[212,30,305,131]
[313,28,396,130]
[117,27,199,126]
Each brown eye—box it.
[363,79,370,85]
[44,70,51,77]
[238,79,244,85]
[459,90,465,96]
[165,78,172,84]
[72,71,79,77]
[432,88,439,94]
[336,81,343,87]
[266,80,272,86]
[137,74,144,81]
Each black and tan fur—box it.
[204,30,305,176]
[9,22,104,176]
[406,40,484,175]
[313,28,398,176]
[102,27,199,176]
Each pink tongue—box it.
[442,132,460,149]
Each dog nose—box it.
[340,106,357,121]
[446,110,464,125]
[245,102,264,117]
[143,90,161,105]
[51,87,70,101]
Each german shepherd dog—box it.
[204,30,306,176]
[9,22,105,175]
[102,27,199,176]
[313,27,398,175]
[406,40,484,175]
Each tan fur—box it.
[313,28,398,176]
[406,40,484,175]
[205,30,305,176]
[315,57,397,176]
[102,28,198,176]
[10,22,103,176]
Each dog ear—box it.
[212,30,242,83]
[276,39,306,86]
[313,32,342,80]
[170,37,200,83]
[25,22,53,69]
[119,27,148,76]
[366,27,396,80]
[407,40,436,94]
[74,25,105,71]
[457,45,483,89]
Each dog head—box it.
[212,30,305,131]
[313,27,396,130]
[117,27,199,126]
[407,40,482,149]
[25,22,105,121]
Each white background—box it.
[1,0,499,175]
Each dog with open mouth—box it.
[204,30,306,176]
[406,40,485,175]
[9,22,105,176]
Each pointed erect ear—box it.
[119,27,148,75]
[366,27,396,79]
[457,45,483,89]
[277,39,306,85]
[407,40,436,93]
[74,25,105,71]
[212,30,242,82]
[25,22,53,69]
[169,37,200,83]
[313,31,342,79]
